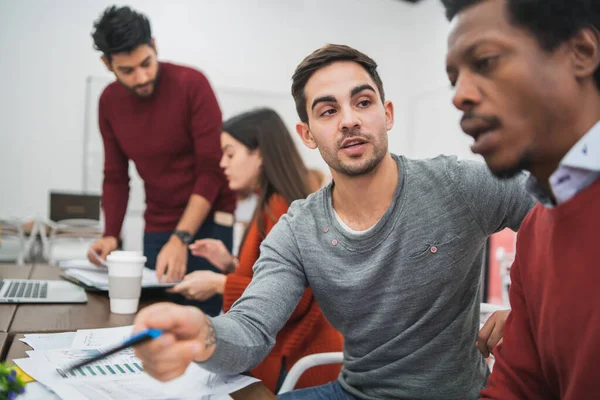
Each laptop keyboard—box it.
[0,281,48,299]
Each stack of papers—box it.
[14,325,259,400]
[59,260,176,290]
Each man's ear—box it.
[384,100,395,131]
[570,26,600,81]
[296,122,317,150]
[101,55,112,72]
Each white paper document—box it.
[19,382,61,400]
[70,325,133,349]
[15,352,256,400]
[14,325,259,400]
[19,332,76,351]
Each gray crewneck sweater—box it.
[201,154,534,399]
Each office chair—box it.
[0,218,41,265]
[41,218,102,264]
[40,192,102,263]
[278,352,343,394]
[0,218,27,265]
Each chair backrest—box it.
[278,352,343,394]
[49,192,100,222]
[49,219,102,238]
[38,218,102,264]
[0,218,29,265]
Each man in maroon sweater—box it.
[444,0,600,398]
[87,6,235,316]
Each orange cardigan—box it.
[223,194,343,392]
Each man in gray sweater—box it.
[133,45,534,399]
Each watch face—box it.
[175,230,192,244]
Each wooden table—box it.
[0,332,7,360]
[9,264,168,333]
[3,333,26,362]
[6,334,277,399]
[0,264,33,331]
[5,264,277,399]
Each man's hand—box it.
[156,236,188,283]
[189,239,235,273]
[477,310,510,358]
[170,271,226,301]
[133,303,217,382]
[87,236,118,266]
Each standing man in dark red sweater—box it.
[444,0,600,398]
[87,6,236,317]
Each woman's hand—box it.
[189,239,235,273]
[169,270,226,301]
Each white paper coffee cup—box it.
[106,251,146,314]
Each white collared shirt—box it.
[526,120,600,207]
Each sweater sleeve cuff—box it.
[196,316,263,375]
[102,225,121,239]
[103,228,120,238]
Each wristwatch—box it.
[172,230,193,245]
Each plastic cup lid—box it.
[106,251,147,263]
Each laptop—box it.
[49,192,100,222]
[0,278,88,304]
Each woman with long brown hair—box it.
[171,108,342,393]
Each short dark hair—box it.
[92,6,152,61]
[291,44,385,123]
[441,0,600,88]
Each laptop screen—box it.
[49,192,100,222]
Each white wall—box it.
[0,0,477,233]
[404,0,482,161]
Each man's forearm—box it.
[102,182,129,238]
[197,212,307,374]
[176,194,212,234]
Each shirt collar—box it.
[526,120,600,207]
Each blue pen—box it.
[57,329,162,377]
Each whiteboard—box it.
[82,76,327,250]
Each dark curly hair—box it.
[441,0,600,88]
[91,5,152,61]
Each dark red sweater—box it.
[481,179,600,400]
[98,62,235,237]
